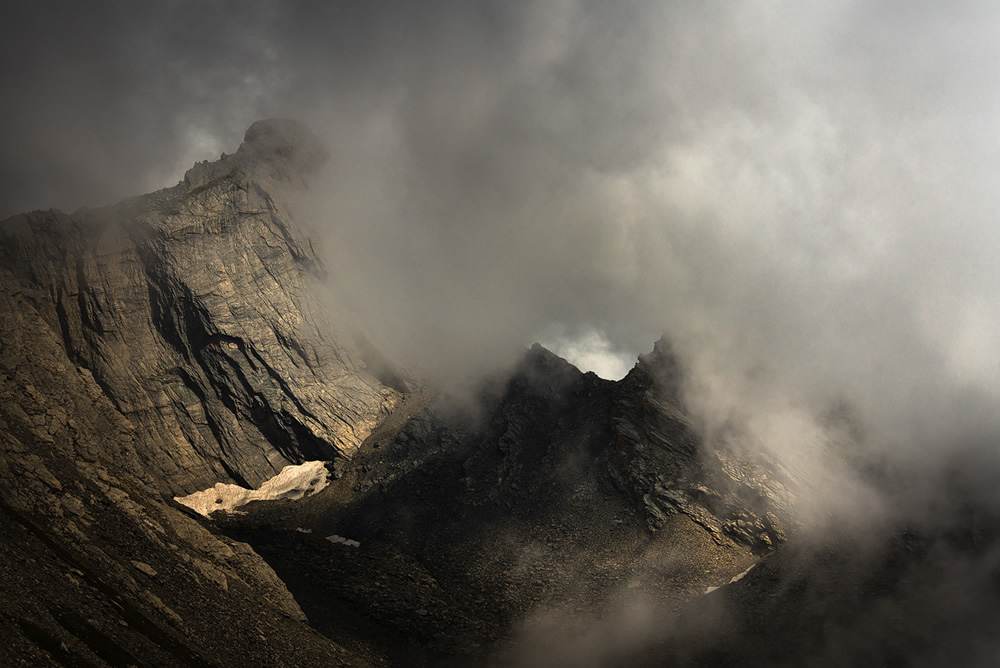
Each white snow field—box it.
[174,461,330,516]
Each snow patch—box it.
[704,564,756,595]
[173,461,330,516]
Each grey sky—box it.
[5,1,1000,522]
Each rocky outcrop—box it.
[0,119,397,496]
[607,338,792,552]
[4,117,996,668]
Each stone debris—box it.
[704,563,755,594]
[131,560,158,577]
[325,535,361,548]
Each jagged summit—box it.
[238,118,322,158]
[0,117,396,663]
[236,118,329,175]
[632,335,686,399]
[183,118,328,190]
[522,341,588,376]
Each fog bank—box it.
[6,1,1000,523]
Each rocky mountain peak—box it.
[182,119,328,191]
[516,343,588,387]
[237,118,328,169]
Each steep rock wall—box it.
[0,120,398,496]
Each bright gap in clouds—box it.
[541,328,635,381]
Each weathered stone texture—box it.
[0,119,397,496]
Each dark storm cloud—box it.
[6,1,1000,527]
[1,2,279,215]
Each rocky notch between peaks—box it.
[0,119,807,667]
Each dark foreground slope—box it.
[0,120,396,665]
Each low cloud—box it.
[7,0,1000,526]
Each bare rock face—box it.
[2,119,992,667]
[0,119,397,496]
[235,118,330,180]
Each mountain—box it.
[6,119,989,667]
[0,119,785,665]
[0,120,399,665]
[1,119,396,496]
[214,338,798,665]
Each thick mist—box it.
[7,2,1000,525]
